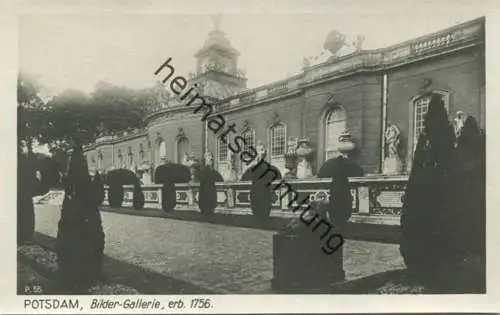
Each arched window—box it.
[269,123,286,159]
[324,107,347,160]
[157,140,167,164]
[176,137,190,164]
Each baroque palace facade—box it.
[83,17,485,184]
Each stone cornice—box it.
[144,17,483,120]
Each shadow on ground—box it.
[101,206,400,244]
[21,233,218,295]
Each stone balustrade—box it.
[185,18,483,115]
[103,174,408,225]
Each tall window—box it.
[269,124,286,158]
[325,107,346,160]
[157,140,166,164]
[240,129,255,172]
[217,137,228,162]
[242,129,255,153]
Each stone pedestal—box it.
[272,233,345,292]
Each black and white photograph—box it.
[5,0,500,313]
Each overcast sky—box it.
[19,8,488,96]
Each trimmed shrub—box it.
[154,163,191,212]
[198,167,223,215]
[108,185,124,208]
[242,160,282,220]
[317,156,364,228]
[132,183,145,210]
[106,169,138,209]
[55,145,105,291]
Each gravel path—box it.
[34,205,405,293]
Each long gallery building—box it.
[83,17,485,183]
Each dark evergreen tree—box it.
[399,95,459,287]
[198,166,223,216]
[452,116,486,291]
[55,145,105,291]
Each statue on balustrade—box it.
[382,124,404,175]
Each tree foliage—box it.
[18,74,170,172]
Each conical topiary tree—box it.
[399,95,458,286]
[452,116,486,291]
[55,145,105,291]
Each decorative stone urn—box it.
[296,138,314,179]
[284,137,299,179]
[337,130,356,157]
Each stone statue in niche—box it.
[382,124,403,175]
[296,138,314,179]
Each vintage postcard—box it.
[2,0,500,313]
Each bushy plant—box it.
[198,167,223,215]
[55,145,105,291]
